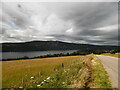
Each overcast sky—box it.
[0,2,119,45]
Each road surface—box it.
[96,55,119,88]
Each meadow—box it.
[2,55,111,88]
[2,56,81,88]
[102,53,120,58]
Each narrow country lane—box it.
[96,55,119,88]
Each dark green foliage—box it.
[2,56,29,61]
[93,50,106,54]
[110,50,118,54]
[2,41,119,52]
[92,49,119,54]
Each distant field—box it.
[2,55,111,88]
[102,53,120,58]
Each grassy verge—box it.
[102,53,120,58]
[90,55,112,88]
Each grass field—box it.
[2,55,111,88]
[2,56,81,88]
[102,53,120,58]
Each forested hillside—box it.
[2,41,119,52]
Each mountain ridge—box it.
[1,40,119,52]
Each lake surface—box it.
[1,50,77,59]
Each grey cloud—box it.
[75,3,117,28]
[53,2,117,28]
[2,3,32,29]
[50,2,118,45]
[1,2,118,45]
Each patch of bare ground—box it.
[71,55,93,88]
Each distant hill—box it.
[1,41,119,52]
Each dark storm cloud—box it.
[45,2,118,45]
[74,3,117,28]
[17,4,22,8]
[1,2,118,45]
[64,3,117,34]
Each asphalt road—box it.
[96,55,119,88]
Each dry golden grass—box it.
[102,53,120,58]
[2,56,81,88]
[0,61,2,89]
[2,55,112,88]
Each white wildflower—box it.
[41,82,44,84]
[47,77,50,80]
[30,76,34,79]
[44,80,47,82]
[37,85,41,87]
[62,82,65,84]
[19,86,23,88]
